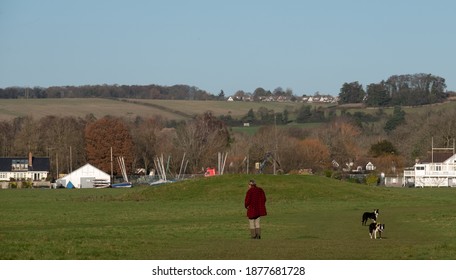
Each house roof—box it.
[422,151,454,163]
[0,157,50,172]
[79,163,109,175]
[60,163,110,180]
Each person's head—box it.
[248,179,256,187]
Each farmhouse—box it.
[56,163,110,189]
[403,151,456,187]
[0,152,50,182]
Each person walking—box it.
[244,179,267,239]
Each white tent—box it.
[56,163,110,189]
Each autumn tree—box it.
[280,138,330,172]
[372,153,405,175]
[368,139,403,175]
[315,117,363,167]
[296,138,330,171]
[85,117,134,176]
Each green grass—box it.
[2,174,456,260]
[129,99,302,118]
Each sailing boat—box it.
[111,156,132,188]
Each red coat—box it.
[244,185,267,219]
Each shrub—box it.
[324,169,333,178]
[22,180,33,189]
[366,174,379,186]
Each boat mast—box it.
[110,147,113,184]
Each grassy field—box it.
[2,174,456,260]
[0,98,187,121]
[130,99,302,118]
[0,98,303,122]
[2,98,456,124]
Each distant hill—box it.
[0,98,302,122]
[1,97,455,124]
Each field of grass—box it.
[2,174,456,260]
[0,98,303,122]
[2,98,455,125]
[130,99,302,118]
[0,98,188,121]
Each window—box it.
[11,159,28,171]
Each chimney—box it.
[28,152,33,167]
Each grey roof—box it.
[0,157,50,172]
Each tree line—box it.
[339,73,449,107]
[2,102,456,182]
[0,84,217,100]
[1,73,451,106]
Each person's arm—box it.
[245,190,251,208]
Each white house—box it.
[0,153,49,182]
[403,153,456,187]
[366,162,376,171]
[56,163,110,188]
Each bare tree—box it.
[37,116,87,175]
[12,116,40,156]
[174,112,231,173]
[130,116,166,173]
[391,108,456,164]
[0,120,14,156]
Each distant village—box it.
[227,94,338,103]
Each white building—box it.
[0,153,49,182]
[403,152,456,187]
[56,163,110,188]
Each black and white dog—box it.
[369,222,385,239]
[362,209,379,226]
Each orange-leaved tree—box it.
[85,117,133,176]
[295,138,331,172]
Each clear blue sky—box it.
[1,0,455,96]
